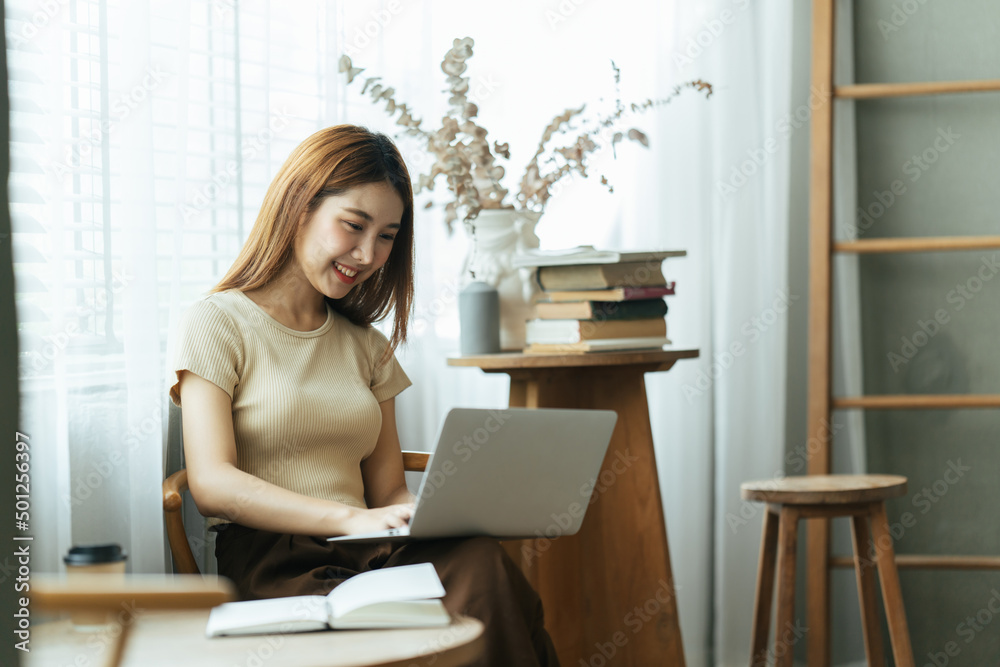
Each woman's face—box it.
[293,181,405,300]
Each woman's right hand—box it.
[341,503,415,535]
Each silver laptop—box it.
[328,407,617,543]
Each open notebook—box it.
[205,563,450,636]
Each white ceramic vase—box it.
[462,208,541,351]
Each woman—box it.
[170,125,559,666]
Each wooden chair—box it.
[163,451,431,575]
[741,474,914,667]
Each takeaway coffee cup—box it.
[63,544,127,631]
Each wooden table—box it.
[448,349,699,667]
[27,611,484,667]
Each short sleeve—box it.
[367,326,411,403]
[169,299,244,406]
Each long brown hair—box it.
[213,125,414,358]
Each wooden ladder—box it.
[807,1,1000,664]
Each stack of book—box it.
[513,247,682,355]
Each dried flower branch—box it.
[340,39,712,232]
[518,76,713,211]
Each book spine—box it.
[619,285,676,300]
[525,318,666,344]
[534,299,668,320]
[590,299,668,320]
[536,261,666,291]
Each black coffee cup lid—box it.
[64,544,127,565]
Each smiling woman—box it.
[287,185,402,300]
[211,125,415,356]
[169,125,559,667]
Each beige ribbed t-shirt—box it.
[169,289,411,527]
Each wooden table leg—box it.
[508,378,529,410]
[501,377,541,583]
[506,367,686,667]
[104,619,132,667]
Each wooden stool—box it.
[741,474,914,667]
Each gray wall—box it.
[787,1,1000,664]
[854,1,999,664]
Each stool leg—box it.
[870,502,915,667]
[773,506,800,667]
[850,513,884,667]
[750,506,780,666]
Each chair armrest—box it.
[401,450,429,472]
[163,469,200,575]
[163,469,188,512]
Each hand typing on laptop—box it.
[339,502,415,536]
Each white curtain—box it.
[9,0,343,574]
[10,0,798,663]
[645,2,795,664]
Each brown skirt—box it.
[214,524,560,667]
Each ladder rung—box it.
[831,555,1000,570]
[834,236,1000,254]
[836,79,1000,99]
[834,395,1000,410]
